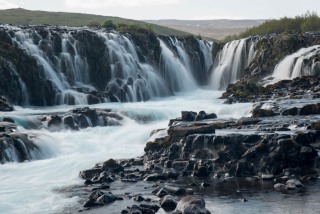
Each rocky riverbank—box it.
[74,95,320,213]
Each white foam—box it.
[0,89,252,213]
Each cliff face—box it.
[245,32,320,80]
[214,32,320,103]
[0,25,213,106]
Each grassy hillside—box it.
[224,12,320,41]
[0,8,189,36]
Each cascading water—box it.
[198,39,213,74]
[159,39,197,92]
[0,26,213,106]
[266,45,320,84]
[2,24,320,214]
[0,90,253,214]
[101,33,171,102]
[210,38,256,90]
[12,31,66,91]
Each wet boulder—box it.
[63,115,79,130]
[101,158,124,173]
[168,124,215,138]
[0,132,40,163]
[300,103,320,115]
[181,111,197,121]
[282,107,299,116]
[79,168,102,180]
[160,195,177,211]
[71,107,98,126]
[0,96,14,111]
[175,196,211,214]
[48,115,62,128]
[122,204,160,214]
[252,108,276,117]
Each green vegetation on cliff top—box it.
[224,12,320,41]
[0,8,189,36]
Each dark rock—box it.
[237,117,261,125]
[144,173,166,182]
[175,196,210,214]
[2,117,14,123]
[168,124,215,138]
[252,108,276,117]
[282,107,299,116]
[0,132,40,163]
[294,132,317,146]
[101,159,124,173]
[300,103,320,115]
[299,146,318,163]
[164,168,179,179]
[48,115,62,127]
[133,195,145,202]
[311,121,320,130]
[72,107,98,126]
[0,96,14,111]
[63,115,78,130]
[160,195,177,211]
[195,111,207,121]
[235,159,253,177]
[201,182,211,187]
[205,113,217,119]
[96,193,116,205]
[155,187,169,198]
[181,111,197,121]
[193,165,210,177]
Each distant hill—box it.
[0,8,188,36]
[144,19,266,40]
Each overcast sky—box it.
[1,0,319,20]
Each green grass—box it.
[0,8,189,36]
[223,11,320,42]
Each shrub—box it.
[223,11,320,41]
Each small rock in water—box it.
[201,182,211,187]
[160,195,177,211]
[175,196,211,214]
[181,111,197,121]
[133,195,145,202]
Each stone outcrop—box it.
[0,96,13,111]
[0,122,40,163]
[77,107,320,213]
[245,32,320,80]
[42,107,124,131]
[222,75,320,104]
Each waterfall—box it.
[198,39,213,73]
[6,62,30,105]
[101,33,171,102]
[267,45,320,84]
[60,33,90,85]
[1,134,57,163]
[210,38,255,90]
[159,39,197,92]
[0,25,213,106]
[12,31,67,91]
